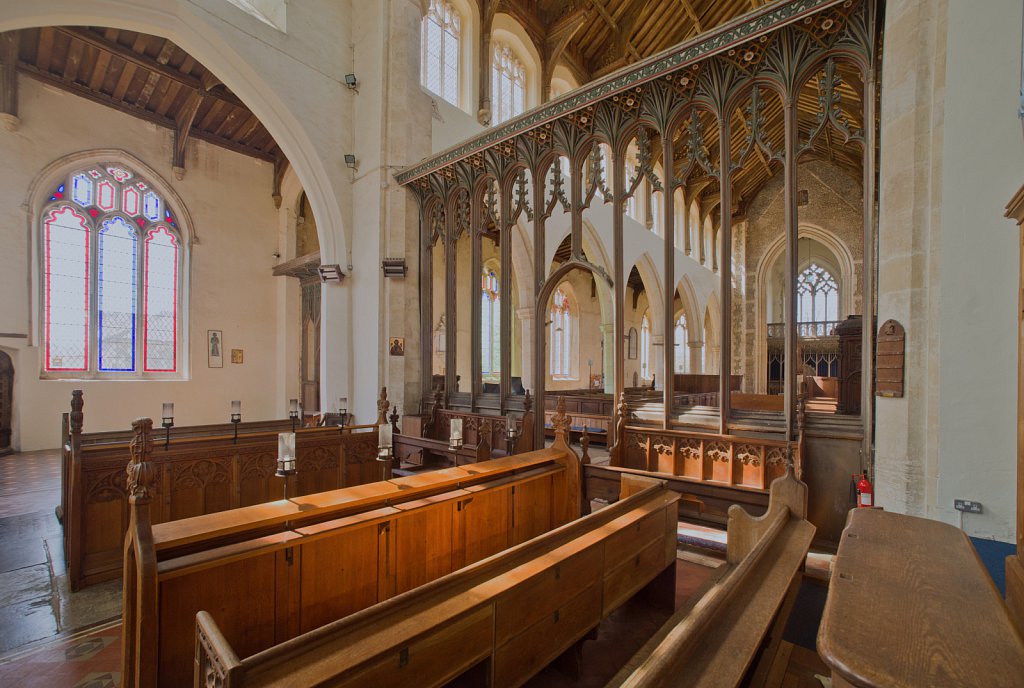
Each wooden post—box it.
[122,418,159,688]
[376,386,389,425]
[608,392,629,467]
[0,31,19,131]
[67,389,84,591]
[550,396,581,522]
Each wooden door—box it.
[0,350,11,455]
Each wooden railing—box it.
[60,390,381,591]
[192,474,676,688]
[121,406,583,688]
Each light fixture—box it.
[289,398,299,432]
[344,73,359,92]
[230,400,241,443]
[318,264,345,283]
[449,418,464,452]
[344,154,358,170]
[162,402,174,450]
[275,432,298,499]
[381,258,407,278]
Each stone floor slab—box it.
[0,564,51,608]
[0,596,58,654]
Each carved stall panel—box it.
[876,319,905,398]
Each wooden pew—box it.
[817,509,1024,687]
[606,466,815,688]
[192,473,680,688]
[61,390,382,591]
[120,409,582,688]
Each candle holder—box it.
[230,400,241,443]
[276,432,297,500]
[505,416,519,455]
[289,398,299,432]
[448,418,464,452]
[161,402,174,451]
[377,423,394,462]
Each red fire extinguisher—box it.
[854,473,874,508]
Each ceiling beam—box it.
[584,0,641,61]
[676,0,703,33]
[17,61,276,162]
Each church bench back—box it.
[194,476,679,688]
[119,418,582,688]
[61,391,381,592]
[607,468,814,688]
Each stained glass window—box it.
[550,286,573,379]
[491,42,526,125]
[674,313,688,374]
[481,265,500,382]
[41,163,184,377]
[797,263,838,325]
[422,0,460,106]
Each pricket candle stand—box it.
[230,400,241,443]
[161,402,174,450]
[289,398,300,432]
[449,417,464,457]
[505,415,519,456]
[276,432,297,500]
[377,423,393,480]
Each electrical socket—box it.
[954,499,983,514]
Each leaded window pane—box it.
[43,206,90,371]
[98,217,138,371]
[143,226,179,372]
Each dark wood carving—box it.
[836,315,864,414]
[875,318,905,398]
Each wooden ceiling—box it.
[12,26,281,165]
[500,0,778,83]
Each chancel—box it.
[0,0,1022,686]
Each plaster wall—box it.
[876,0,1024,541]
[0,77,286,450]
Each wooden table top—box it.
[818,508,1024,687]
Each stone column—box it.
[651,334,664,390]
[0,32,18,132]
[688,341,703,374]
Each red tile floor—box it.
[0,621,122,687]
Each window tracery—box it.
[797,263,839,325]
[549,286,574,379]
[41,163,184,377]
[422,0,461,106]
[481,263,500,381]
[491,42,526,124]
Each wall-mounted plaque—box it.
[875,319,905,398]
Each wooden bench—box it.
[606,466,815,688]
[817,509,1024,687]
[61,389,383,591]
[193,473,679,688]
[120,414,582,688]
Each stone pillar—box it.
[0,32,18,132]
[688,341,703,374]
[651,334,664,390]
[600,322,614,394]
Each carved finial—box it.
[523,389,533,413]
[551,396,572,442]
[480,418,493,443]
[70,389,84,434]
[377,387,389,425]
[126,418,157,505]
[580,426,591,465]
[389,406,400,434]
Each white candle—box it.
[162,402,174,419]
[231,400,241,415]
[278,432,296,460]
[450,418,463,441]
[289,398,299,414]
[379,424,393,449]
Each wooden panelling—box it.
[875,319,905,398]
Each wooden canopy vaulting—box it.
[487,0,866,210]
[9,26,284,175]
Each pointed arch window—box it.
[421,0,461,106]
[550,286,574,379]
[640,311,651,380]
[491,42,526,125]
[481,264,500,382]
[41,163,185,378]
[797,263,839,325]
[674,313,688,374]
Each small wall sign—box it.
[875,319,905,398]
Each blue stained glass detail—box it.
[164,208,176,227]
[49,184,65,201]
[143,192,161,221]
[71,174,93,207]
[98,217,137,371]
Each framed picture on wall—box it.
[627,328,638,359]
[231,349,244,364]
[208,330,223,368]
[389,338,405,356]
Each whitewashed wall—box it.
[0,77,287,449]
